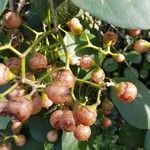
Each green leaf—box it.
[125,51,142,64]
[28,116,51,143]
[12,137,43,150]
[71,0,150,29]
[0,0,8,16]
[103,58,118,72]
[124,67,139,79]
[119,122,146,148]
[111,77,150,129]
[62,132,89,150]
[145,130,150,150]
[0,116,10,130]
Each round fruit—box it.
[101,100,113,115]
[54,70,76,88]
[11,120,22,134]
[74,104,97,126]
[134,39,150,53]
[47,130,58,143]
[0,63,15,85]
[8,85,25,101]
[80,55,93,70]
[46,82,71,104]
[7,96,33,123]
[41,93,53,109]
[67,18,83,35]
[50,110,64,129]
[3,11,22,29]
[25,72,35,81]
[69,55,80,66]
[91,68,105,83]
[15,135,26,147]
[103,32,118,45]
[29,52,47,70]
[60,110,76,132]
[128,29,141,37]
[112,54,125,63]
[31,93,42,115]
[0,143,12,150]
[101,117,112,128]
[115,82,137,102]
[74,124,91,141]
[6,57,21,75]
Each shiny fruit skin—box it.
[3,11,22,29]
[80,55,93,70]
[11,120,22,134]
[41,93,53,109]
[47,130,58,143]
[29,52,47,70]
[103,32,118,45]
[54,70,76,88]
[91,68,105,83]
[50,110,64,129]
[134,39,150,53]
[60,110,76,132]
[74,104,97,126]
[7,96,33,123]
[101,117,112,128]
[0,143,12,150]
[113,54,125,63]
[46,82,71,104]
[74,124,91,141]
[115,82,137,102]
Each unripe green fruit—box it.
[0,63,15,85]
[115,82,137,102]
[3,11,22,29]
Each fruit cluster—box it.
[0,9,141,148]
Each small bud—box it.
[3,11,22,29]
[67,18,83,35]
[0,63,15,85]
[101,117,112,128]
[6,57,21,75]
[134,39,150,53]
[11,120,22,134]
[15,135,26,147]
[103,32,118,46]
[91,68,105,83]
[41,93,53,109]
[47,130,58,143]
[128,29,141,37]
[112,54,125,63]
[25,72,35,81]
[101,100,113,115]
[115,82,137,102]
